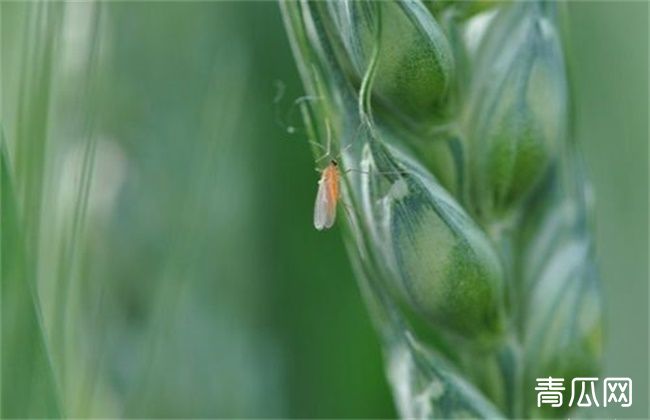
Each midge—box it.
[311,121,405,231]
[312,121,395,231]
[314,158,341,230]
[312,122,345,231]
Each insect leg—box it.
[342,168,408,176]
[314,119,333,163]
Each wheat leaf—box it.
[1,127,62,418]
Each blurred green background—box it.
[0,1,647,418]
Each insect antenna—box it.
[273,80,323,136]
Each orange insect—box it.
[312,119,350,231]
[311,120,383,231]
[313,159,341,230]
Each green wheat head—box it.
[280,0,602,417]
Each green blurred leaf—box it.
[1,129,61,418]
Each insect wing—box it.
[313,177,336,230]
